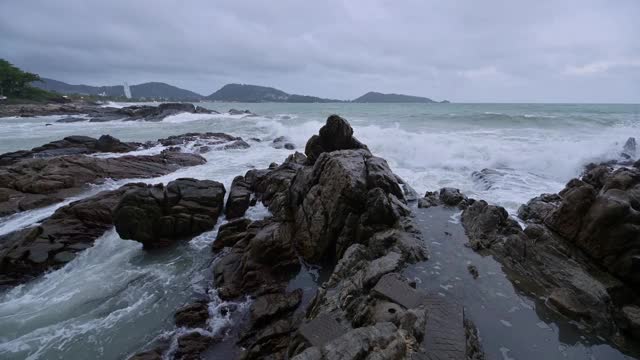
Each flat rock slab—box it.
[412,296,465,360]
[298,313,347,348]
[372,273,425,309]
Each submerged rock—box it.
[114,178,225,249]
[272,136,296,150]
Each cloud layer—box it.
[1,0,638,102]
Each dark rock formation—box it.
[0,135,139,166]
[0,184,144,287]
[225,176,251,219]
[0,102,217,122]
[156,132,250,152]
[208,115,430,359]
[114,178,225,249]
[90,103,216,122]
[0,149,205,217]
[461,163,640,342]
[304,115,368,164]
[419,187,469,209]
[174,300,209,328]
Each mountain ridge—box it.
[33,78,449,103]
[33,78,204,101]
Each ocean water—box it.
[0,102,638,359]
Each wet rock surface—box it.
[204,115,460,360]
[0,184,144,287]
[0,134,139,166]
[461,162,640,346]
[303,114,368,164]
[0,101,222,121]
[0,149,206,217]
[114,178,226,249]
[418,187,469,209]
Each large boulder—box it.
[224,176,251,219]
[213,219,300,299]
[304,115,368,164]
[114,178,225,249]
[209,115,428,359]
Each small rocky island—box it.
[0,107,638,359]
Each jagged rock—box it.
[517,193,561,223]
[547,288,591,320]
[174,332,217,360]
[418,191,439,208]
[542,167,640,284]
[439,187,467,206]
[544,179,597,240]
[462,195,629,337]
[129,349,163,360]
[249,289,303,329]
[395,176,418,202]
[461,200,524,250]
[304,115,368,164]
[211,115,426,359]
[418,187,469,209]
[213,219,300,300]
[292,322,407,360]
[0,184,144,287]
[0,149,206,217]
[114,178,225,249]
[0,134,139,165]
[175,300,209,328]
[213,218,251,251]
[225,176,251,219]
[464,319,485,360]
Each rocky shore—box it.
[456,146,640,351]
[1,106,639,359]
[0,100,258,122]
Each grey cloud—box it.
[0,0,638,102]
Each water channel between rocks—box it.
[405,206,635,360]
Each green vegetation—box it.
[0,59,61,103]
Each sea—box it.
[0,102,638,359]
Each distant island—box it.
[353,91,449,103]
[206,84,342,103]
[23,71,450,104]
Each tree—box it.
[0,59,41,96]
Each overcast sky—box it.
[1,0,638,102]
